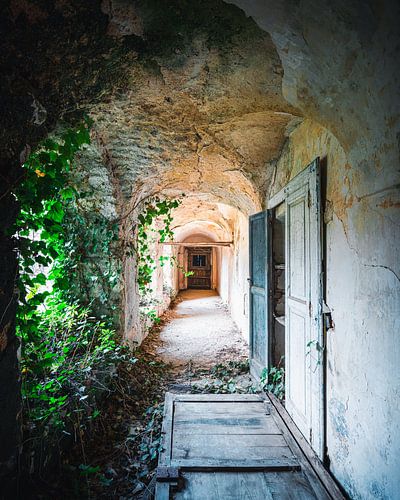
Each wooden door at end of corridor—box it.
[249,211,271,379]
[187,247,212,289]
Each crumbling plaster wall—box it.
[216,207,250,341]
[271,118,400,499]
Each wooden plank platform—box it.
[155,393,345,500]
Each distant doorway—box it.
[187,247,212,289]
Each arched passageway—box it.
[142,197,253,379]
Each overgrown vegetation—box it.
[190,360,256,394]
[20,296,124,427]
[190,359,285,399]
[12,120,133,488]
[14,119,92,342]
[135,197,181,294]
[260,357,285,400]
[133,195,192,323]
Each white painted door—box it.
[284,159,324,458]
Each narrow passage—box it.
[155,290,248,373]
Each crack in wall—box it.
[331,207,400,284]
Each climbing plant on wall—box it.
[134,196,182,294]
[12,119,131,469]
[132,196,195,324]
[61,204,121,322]
[14,119,93,339]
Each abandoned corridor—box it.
[1,2,399,499]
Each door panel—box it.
[286,184,311,440]
[284,159,323,457]
[249,212,270,378]
[287,304,308,426]
[252,292,267,368]
[288,197,307,300]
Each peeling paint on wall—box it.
[268,118,400,499]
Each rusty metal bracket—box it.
[156,466,184,490]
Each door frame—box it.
[267,158,324,459]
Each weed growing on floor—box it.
[210,359,250,378]
[190,359,258,394]
[260,357,285,400]
[138,404,165,471]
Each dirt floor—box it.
[140,289,254,396]
[156,289,249,372]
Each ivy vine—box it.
[13,118,93,343]
[12,118,129,439]
[132,196,195,324]
[135,196,182,294]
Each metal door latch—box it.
[323,302,334,331]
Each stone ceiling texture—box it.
[77,0,301,217]
[171,199,244,243]
[4,0,397,225]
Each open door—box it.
[248,211,271,379]
[284,159,324,458]
[250,159,323,457]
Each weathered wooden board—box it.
[155,393,342,500]
[174,471,318,500]
[169,458,301,470]
[173,415,281,435]
[172,434,292,461]
[173,394,263,402]
[174,401,270,416]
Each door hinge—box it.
[309,302,312,317]
[309,428,313,444]
[307,190,311,208]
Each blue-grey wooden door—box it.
[249,211,270,379]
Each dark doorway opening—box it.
[270,202,286,370]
